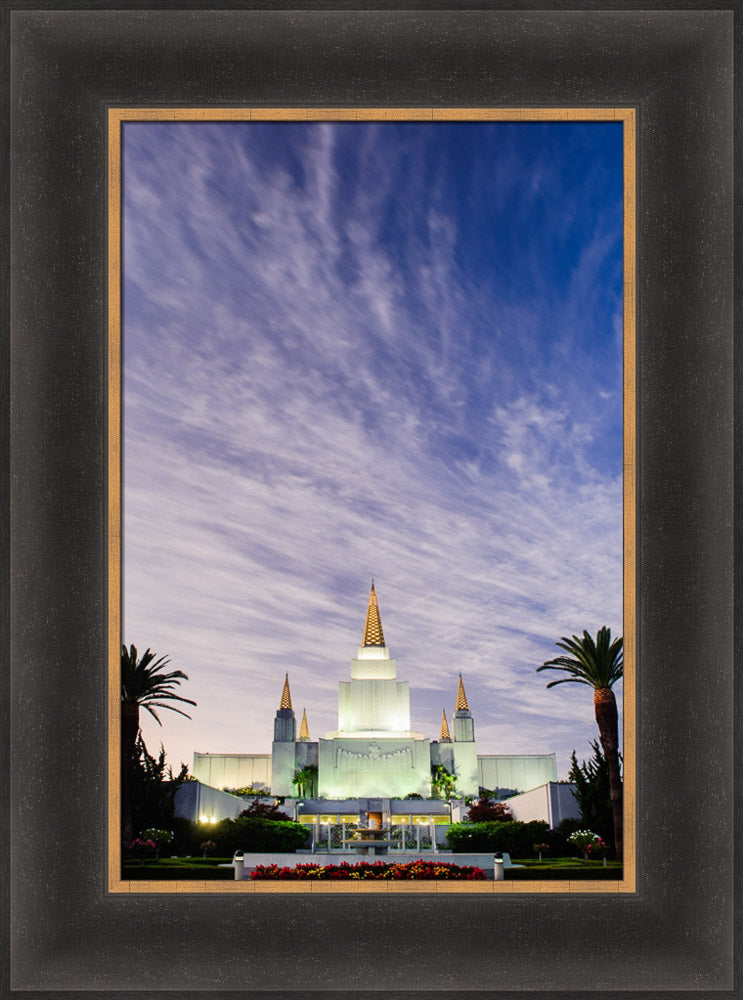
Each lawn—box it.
[122,857,235,880]
[508,858,624,880]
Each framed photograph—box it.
[6,5,735,995]
[109,106,635,898]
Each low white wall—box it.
[174,780,251,823]
[505,782,580,828]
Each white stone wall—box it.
[452,741,479,796]
[318,737,431,799]
[271,741,297,796]
[336,677,411,734]
[477,753,557,795]
[192,753,271,791]
[503,781,580,828]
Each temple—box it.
[192,583,558,801]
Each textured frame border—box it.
[6,6,736,995]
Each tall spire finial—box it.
[362,581,385,646]
[299,707,310,740]
[440,708,452,741]
[279,673,293,710]
[455,673,469,712]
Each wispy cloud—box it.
[123,121,624,777]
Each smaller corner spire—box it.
[440,708,452,742]
[279,673,293,710]
[299,707,310,741]
[455,673,469,712]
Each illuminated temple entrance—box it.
[295,798,451,854]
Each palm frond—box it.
[544,677,594,689]
[537,627,623,690]
[121,644,197,717]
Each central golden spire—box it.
[279,673,293,710]
[361,580,386,647]
[455,673,469,712]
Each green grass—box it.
[507,858,624,880]
[122,857,235,880]
[513,857,622,868]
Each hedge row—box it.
[447,820,551,855]
[167,815,310,854]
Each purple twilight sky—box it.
[122,119,624,781]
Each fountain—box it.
[342,811,393,855]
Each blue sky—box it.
[123,120,624,781]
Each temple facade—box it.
[193,583,558,800]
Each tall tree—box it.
[537,627,623,859]
[129,733,189,836]
[568,740,616,846]
[121,645,196,843]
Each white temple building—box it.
[192,583,558,801]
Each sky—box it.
[122,119,624,782]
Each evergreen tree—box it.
[130,734,189,837]
[568,739,617,848]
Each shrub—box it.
[465,798,514,823]
[568,829,603,858]
[446,820,550,856]
[169,815,310,855]
[170,816,203,855]
[127,837,156,862]
[141,828,173,859]
[223,786,269,796]
[552,816,582,851]
[209,816,310,854]
[238,800,292,821]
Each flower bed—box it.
[252,860,486,881]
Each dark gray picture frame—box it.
[4,5,737,996]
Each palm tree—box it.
[430,764,457,800]
[121,645,196,843]
[537,627,623,859]
[292,764,318,798]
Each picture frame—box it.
[5,5,736,995]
